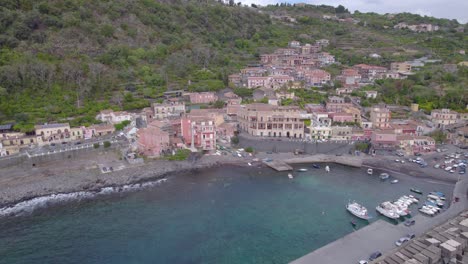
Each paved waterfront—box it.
[291,179,468,264]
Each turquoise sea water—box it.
[0,164,453,264]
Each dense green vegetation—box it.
[0,0,466,130]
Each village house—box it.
[189,109,225,127]
[336,87,355,95]
[228,74,242,87]
[247,75,294,89]
[371,129,397,150]
[300,43,321,54]
[96,110,134,124]
[329,112,355,124]
[430,108,458,129]
[188,92,218,104]
[240,67,267,77]
[303,69,331,87]
[136,121,171,158]
[316,39,329,47]
[390,62,412,73]
[391,123,417,136]
[260,54,279,65]
[331,126,353,141]
[314,52,335,66]
[217,122,237,142]
[452,126,468,147]
[353,64,387,82]
[89,124,116,138]
[288,40,301,48]
[152,101,186,120]
[35,123,72,145]
[326,97,353,112]
[238,103,305,138]
[343,106,362,125]
[309,112,331,140]
[365,91,378,99]
[397,135,436,155]
[370,105,391,129]
[181,116,216,151]
[337,68,361,86]
[305,104,326,113]
[1,131,37,154]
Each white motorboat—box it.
[297,168,308,172]
[391,179,399,184]
[419,207,435,216]
[391,203,410,216]
[288,173,293,179]
[346,201,371,220]
[376,202,400,219]
[367,168,373,175]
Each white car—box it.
[445,166,453,171]
[395,237,410,246]
[434,164,440,169]
[401,160,405,164]
[395,159,400,162]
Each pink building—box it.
[136,121,171,157]
[181,116,216,151]
[329,112,354,123]
[303,69,331,87]
[189,92,218,104]
[371,130,397,149]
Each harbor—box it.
[290,178,468,264]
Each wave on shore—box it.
[0,178,168,217]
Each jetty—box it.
[263,160,293,171]
[284,154,363,168]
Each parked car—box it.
[404,219,416,226]
[369,251,382,261]
[358,261,368,264]
[395,237,410,246]
[406,233,416,239]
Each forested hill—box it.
[0,0,466,131]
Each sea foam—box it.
[0,178,168,217]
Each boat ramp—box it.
[263,159,293,171]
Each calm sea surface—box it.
[0,164,454,264]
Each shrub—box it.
[245,147,254,153]
[231,136,239,145]
[93,143,100,149]
[168,149,191,161]
[103,141,111,148]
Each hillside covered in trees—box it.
[0,0,466,131]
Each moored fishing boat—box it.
[297,168,308,172]
[346,201,371,220]
[376,202,400,219]
[288,173,293,179]
[367,168,373,175]
[410,188,423,194]
[390,179,399,184]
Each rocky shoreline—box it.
[0,151,458,216]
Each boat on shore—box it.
[297,168,308,172]
[312,164,320,169]
[376,202,400,219]
[288,173,293,179]
[325,166,330,173]
[410,188,423,194]
[379,173,389,180]
[367,168,373,175]
[390,179,399,184]
[346,201,371,220]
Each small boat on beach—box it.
[346,201,371,220]
[390,179,399,184]
[288,173,293,179]
[367,168,373,175]
[297,168,308,172]
[312,164,320,169]
[379,173,389,180]
[410,188,423,194]
[325,166,330,173]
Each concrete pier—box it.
[263,160,293,171]
[284,154,363,168]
